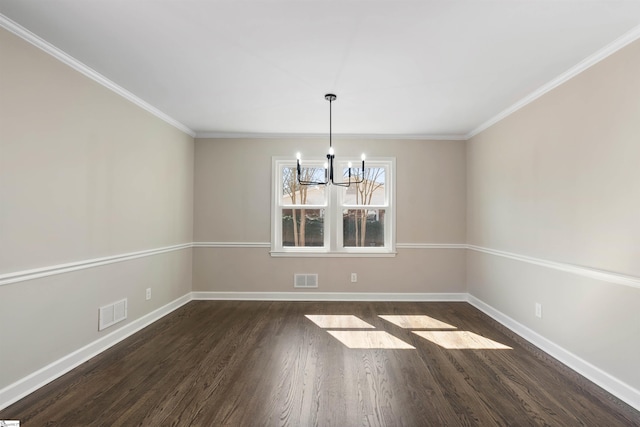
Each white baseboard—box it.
[191,291,468,302]
[467,294,640,412]
[3,292,638,414]
[0,293,192,411]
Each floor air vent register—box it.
[98,298,128,331]
[294,274,318,288]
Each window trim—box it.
[271,156,396,257]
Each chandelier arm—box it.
[331,175,365,186]
[296,156,328,186]
[297,171,328,186]
[330,160,366,186]
[298,180,327,186]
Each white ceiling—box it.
[1,1,640,138]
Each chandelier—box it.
[296,94,366,187]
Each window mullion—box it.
[327,185,342,252]
[272,157,395,255]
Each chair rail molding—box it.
[468,245,640,290]
[0,243,192,286]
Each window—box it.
[271,157,395,256]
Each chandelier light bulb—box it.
[348,161,353,168]
[361,153,366,161]
[296,152,301,160]
[329,147,335,156]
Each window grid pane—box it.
[282,208,325,247]
[341,166,386,206]
[281,167,326,206]
[343,208,385,247]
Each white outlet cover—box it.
[535,303,543,318]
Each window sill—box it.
[270,250,397,258]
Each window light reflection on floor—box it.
[305,314,375,329]
[328,331,416,349]
[379,315,457,330]
[305,314,510,350]
[413,331,512,350]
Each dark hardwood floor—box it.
[2,301,639,426]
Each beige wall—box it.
[467,40,640,390]
[193,247,465,294]
[0,28,194,387]
[194,137,466,293]
[4,13,639,408]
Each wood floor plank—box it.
[1,301,638,426]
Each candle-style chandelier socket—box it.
[296,94,366,187]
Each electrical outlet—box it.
[146,288,151,300]
[535,303,542,318]
[351,273,357,283]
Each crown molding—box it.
[0,14,196,138]
[195,132,468,141]
[198,20,640,144]
[466,23,640,139]
[4,12,639,143]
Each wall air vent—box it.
[294,273,318,288]
[99,298,128,331]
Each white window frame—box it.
[271,157,396,257]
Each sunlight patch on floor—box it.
[305,314,375,329]
[379,315,457,329]
[413,331,512,350]
[327,330,416,349]
[305,314,510,351]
